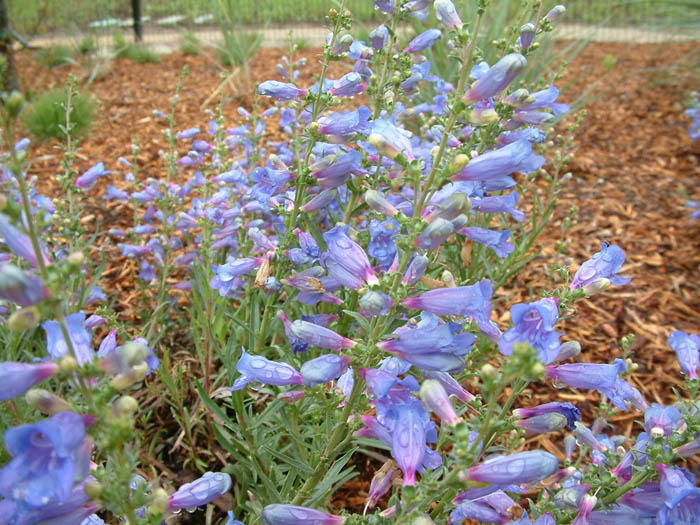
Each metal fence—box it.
[8,0,699,48]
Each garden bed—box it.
[13,39,700,515]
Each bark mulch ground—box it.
[12,40,700,515]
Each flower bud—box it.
[365,189,398,216]
[516,413,568,435]
[503,88,534,107]
[0,264,47,306]
[84,481,103,499]
[582,277,610,296]
[111,361,149,389]
[519,23,536,50]
[469,108,499,125]
[150,488,170,513]
[277,390,306,403]
[420,379,460,426]
[113,395,139,417]
[26,388,71,414]
[426,193,471,222]
[402,254,429,285]
[365,460,398,511]
[448,153,470,173]
[67,251,85,267]
[553,341,581,362]
[359,290,392,317]
[59,355,79,373]
[481,363,497,378]
[8,306,40,331]
[414,218,454,250]
[545,5,566,21]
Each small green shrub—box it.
[76,35,98,56]
[180,31,202,55]
[36,45,74,68]
[22,88,96,141]
[113,33,160,64]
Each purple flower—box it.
[262,504,345,524]
[656,465,700,516]
[461,227,515,258]
[472,192,525,222]
[322,226,379,288]
[366,461,398,511]
[258,81,307,100]
[644,403,681,436]
[0,361,58,401]
[312,150,364,188]
[369,24,389,50]
[668,331,699,379]
[176,127,200,140]
[0,214,50,268]
[0,263,48,306]
[401,280,493,329]
[414,218,455,250]
[405,29,442,53]
[389,401,428,485]
[278,312,356,352]
[359,290,393,317]
[42,312,95,366]
[464,54,528,102]
[545,5,566,21]
[401,253,429,285]
[468,451,559,484]
[546,359,626,393]
[423,370,475,402]
[367,119,415,161]
[453,140,545,186]
[0,412,92,508]
[328,72,366,97]
[167,472,232,510]
[498,297,563,363]
[434,0,462,29]
[514,402,580,430]
[230,349,303,391]
[519,23,536,50]
[368,218,399,270]
[420,379,460,426]
[76,162,109,190]
[518,85,570,115]
[570,243,631,291]
[300,354,351,387]
[318,106,371,136]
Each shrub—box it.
[36,45,74,68]
[113,32,160,64]
[21,88,95,141]
[179,31,202,56]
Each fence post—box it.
[132,0,143,41]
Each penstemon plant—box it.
[0,1,698,524]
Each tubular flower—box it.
[229,349,303,391]
[434,0,462,29]
[300,354,351,387]
[453,140,545,186]
[405,29,442,53]
[570,243,631,291]
[42,312,95,366]
[467,450,559,485]
[498,297,563,363]
[278,312,356,352]
[464,54,528,102]
[262,504,346,524]
[258,81,307,100]
[322,226,379,288]
[0,263,48,306]
[0,362,58,401]
[167,472,232,511]
[0,214,50,268]
[668,330,699,379]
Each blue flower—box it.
[570,242,631,291]
[498,297,563,363]
[42,312,95,366]
[368,218,399,270]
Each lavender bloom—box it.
[322,226,379,288]
[405,29,442,53]
[0,214,50,268]
[546,359,625,392]
[262,505,345,524]
[177,127,200,140]
[167,472,232,510]
[312,150,363,188]
[278,312,356,351]
[473,192,525,222]
[414,218,454,250]
[573,422,608,452]
[390,401,427,485]
[328,72,366,97]
[420,379,459,426]
[0,412,91,508]
[514,402,580,430]
[42,312,95,366]
[516,413,568,435]
[498,297,563,363]
[644,403,681,436]
[75,162,109,190]
[365,189,398,216]
[545,5,566,21]
[519,23,536,50]
[318,106,371,136]
[258,81,307,100]
[668,331,700,379]
[656,464,700,518]
[374,0,394,14]
[0,263,48,305]
[454,140,545,185]
[570,243,631,291]
[369,218,399,269]
[423,371,475,402]
[367,119,415,161]
[402,280,493,328]
[402,253,429,285]
[0,362,58,401]
[468,451,559,484]
[230,350,303,391]
[464,54,528,102]
[366,460,398,511]
[359,290,393,317]
[300,354,351,387]
[369,24,389,50]
[462,227,515,258]
[518,85,570,115]
[434,0,462,29]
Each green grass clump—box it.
[36,45,74,68]
[22,88,96,141]
[113,33,160,64]
[76,35,98,56]
[180,31,202,55]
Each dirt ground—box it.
[12,40,700,515]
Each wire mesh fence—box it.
[7,0,700,48]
